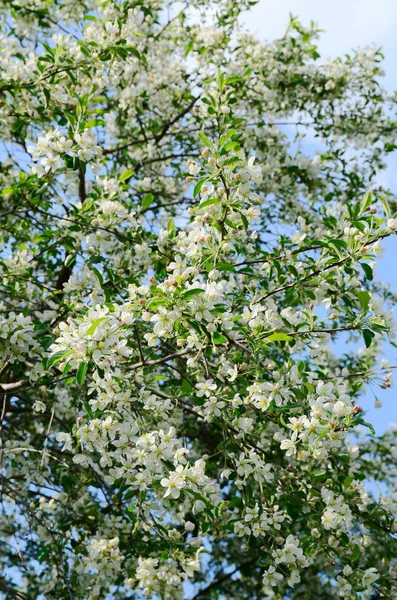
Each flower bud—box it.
[387,218,397,230]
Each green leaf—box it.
[198,198,219,209]
[377,193,391,217]
[141,193,155,210]
[82,399,94,419]
[213,332,227,345]
[240,212,249,230]
[65,254,76,268]
[267,332,292,342]
[223,141,241,153]
[91,266,104,287]
[219,129,237,146]
[184,41,194,56]
[328,239,347,250]
[193,178,208,198]
[63,362,73,376]
[217,261,236,273]
[84,119,105,128]
[198,132,212,149]
[76,362,88,385]
[40,336,53,351]
[351,544,361,563]
[223,156,240,167]
[353,417,375,435]
[46,350,74,369]
[125,45,141,60]
[279,413,287,427]
[181,288,204,300]
[363,329,375,348]
[316,429,329,442]
[43,88,50,108]
[86,317,107,336]
[357,291,370,313]
[119,169,134,183]
[361,263,373,281]
[359,190,373,214]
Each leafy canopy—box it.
[1,1,397,599]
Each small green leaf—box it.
[83,119,105,128]
[43,88,50,108]
[267,332,292,342]
[181,288,204,300]
[63,362,73,376]
[213,331,227,345]
[82,399,94,418]
[240,212,249,230]
[353,417,375,435]
[223,141,240,152]
[223,156,240,167]
[377,193,391,217]
[193,178,208,198]
[363,328,375,348]
[65,254,76,268]
[316,429,329,442]
[119,169,134,183]
[76,361,88,385]
[141,193,155,210]
[279,413,287,427]
[357,291,370,313]
[91,266,104,286]
[198,198,219,209]
[86,317,107,336]
[361,263,373,281]
[217,261,236,273]
[359,190,373,214]
[351,544,361,563]
[198,132,212,149]
[47,350,74,369]
[219,129,237,146]
[124,45,140,59]
[328,239,347,250]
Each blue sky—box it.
[241,0,397,434]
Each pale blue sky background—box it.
[241,0,397,434]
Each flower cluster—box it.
[0,312,41,373]
[1,1,397,599]
[28,129,101,176]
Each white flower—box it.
[280,439,297,456]
[33,400,46,413]
[244,156,262,182]
[150,307,178,337]
[362,567,379,588]
[325,79,336,90]
[184,521,195,532]
[387,218,397,230]
[263,566,283,587]
[196,379,217,397]
[160,465,186,499]
[187,159,201,175]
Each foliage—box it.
[1,1,397,599]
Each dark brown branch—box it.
[103,96,199,155]
[55,165,86,292]
[0,577,31,600]
[192,557,258,599]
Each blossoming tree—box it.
[1,0,397,598]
